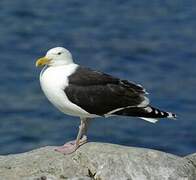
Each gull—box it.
[36,47,176,154]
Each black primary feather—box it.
[114,106,176,119]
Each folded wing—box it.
[64,66,149,116]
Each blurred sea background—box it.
[0,0,195,156]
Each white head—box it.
[36,47,74,67]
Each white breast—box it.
[40,64,94,117]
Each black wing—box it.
[65,66,148,115]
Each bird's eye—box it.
[57,52,62,55]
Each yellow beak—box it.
[36,57,51,67]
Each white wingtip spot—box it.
[167,112,177,119]
[155,110,159,114]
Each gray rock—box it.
[0,142,195,180]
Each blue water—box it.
[0,0,195,156]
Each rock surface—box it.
[0,142,195,180]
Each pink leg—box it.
[54,135,87,154]
[55,118,91,155]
